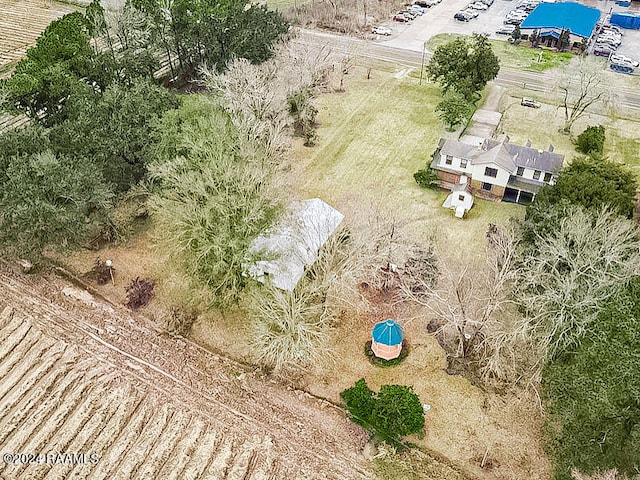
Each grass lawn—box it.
[287,68,549,478]
[498,88,640,176]
[425,33,573,72]
[289,66,524,255]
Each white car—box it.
[407,5,426,14]
[372,26,392,35]
[598,35,621,47]
[460,8,480,17]
[602,25,623,35]
[496,24,516,34]
[469,2,489,9]
[610,54,639,68]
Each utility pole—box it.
[419,42,426,85]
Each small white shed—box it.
[442,179,474,218]
[245,198,344,291]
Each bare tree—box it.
[558,57,609,134]
[202,42,335,158]
[399,224,521,377]
[514,207,640,362]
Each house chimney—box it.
[525,139,531,148]
[548,144,554,152]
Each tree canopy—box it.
[576,125,605,156]
[427,34,500,101]
[341,378,425,446]
[128,0,289,76]
[544,278,640,479]
[0,149,113,256]
[530,155,636,220]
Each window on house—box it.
[445,155,453,165]
[458,194,465,202]
[544,172,552,182]
[482,182,492,191]
[484,167,498,178]
[516,166,524,176]
[460,159,468,168]
[533,170,541,180]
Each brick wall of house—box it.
[470,180,505,201]
[436,170,461,185]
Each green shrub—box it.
[374,385,425,438]
[341,378,425,447]
[414,168,439,190]
[576,125,605,156]
[341,378,376,427]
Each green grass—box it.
[425,34,573,72]
[490,41,573,71]
[265,0,310,10]
[608,131,640,176]
[293,67,525,255]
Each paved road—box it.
[295,29,640,110]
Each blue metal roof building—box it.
[520,2,601,39]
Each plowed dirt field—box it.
[0,267,372,479]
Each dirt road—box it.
[0,267,371,479]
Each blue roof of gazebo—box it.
[372,319,403,346]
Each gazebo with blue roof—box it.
[371,319,404,360]
[520,2,601,50]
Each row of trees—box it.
[127,0,288,78]
[0,0,290,259]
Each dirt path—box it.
[0,266,372,479]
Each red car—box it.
[393,13,409,21]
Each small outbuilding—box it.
[371,319,404,360]
[442,178,474,218]
[245,198,344,291]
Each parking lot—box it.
[374,0,640,70]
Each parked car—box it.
[504,17,523,25]
[454,11,473,21]
[401,10,417,18]
[469,2,489,9]
[610,54,639,68]
[594,42,618,51]
[598,32,622,42]
[406,5,426,14]
[372,25,393,35]
[597,37,621,47]
[460,8,479,17]
[505,12,527,21]
[413,0,431,7]
[593,46,616,57]
[393,13,409,21]
[479,0,494,5]
[602,24,623,35]
[496,24,516,34]
[610,63,634,74]
[521,97,541,108]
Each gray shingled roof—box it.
[439,140,478,160]
[505,144,564,172]
[473,142,517,172]
[434,138,564,174]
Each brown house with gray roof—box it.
[430,137,564,204]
